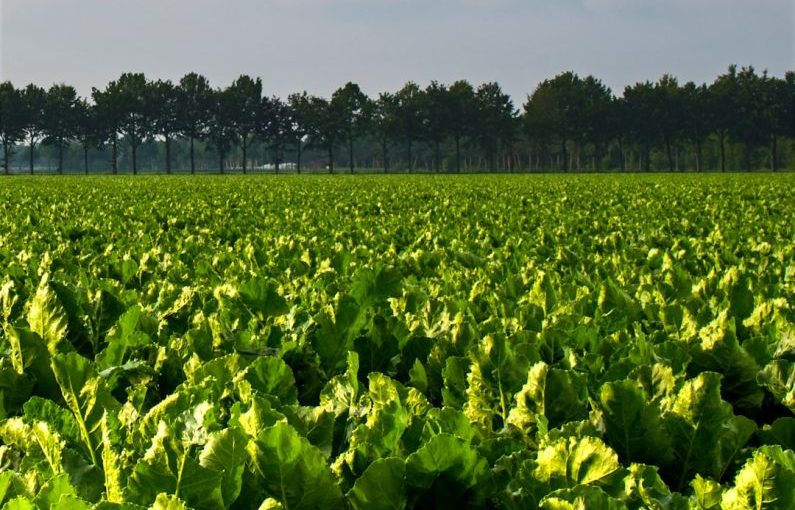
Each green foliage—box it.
[0,174,792,509]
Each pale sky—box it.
[1,0,792,102]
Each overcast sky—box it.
[1,0,792,103]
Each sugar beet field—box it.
[0,174,793,510]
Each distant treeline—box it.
[0,66,793,174]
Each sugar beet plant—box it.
[0,174,793,509]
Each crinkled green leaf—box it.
[311,296,370,375]
[533,436,622,491]
[126,422,225,510]
[598,380,672,466]
[721,445,795,510]
[95,305,153,370]
[239,356,297,405]
[689,311,763,411]
[149,493,190,510]
[690,474,723,510]
[663,372,755,489]
[238,277,289,319]
[506,362,588,436]
[319,351,361,416]
[758,359,795,413]
[22,397,81,447]
[247,421,344,510]
[50,352,120,466]
[36,473,89,509]
[623,463,689,510]
[405,433,489,493]
[198,428,248,508]
[539,485,628,510]
[758,418,795,451]
[347,457,406,510]
[101,412,125,504]
[27,274,69,354]
[3,496,36,510]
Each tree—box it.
[653,75,684,172]
[287,92,314,173]
[308,96,343,173]
[422,81,451,172]
[523,72,583,171]
[577,76,613,171]
[331,82,371,174]
[523,93,553,171]
[74,98,101,174]
[228,75,262,173]
[709,66,740,173]
[756,71,791,172]
[372,92,399,173]
[680,82,711,172]
[178,73,212,174]
[43,84,79,174]
[622,81,657,171]
[107,73,150,174]
[149,80,181,174]
[768,72,795,171]
[447,80,477,173]
[21,84,47,174]
[206,87,237,173]
[0,82,26,174]
[735,67,774,170]
[260,96,292,173]
[394,82,425,172]
[474,82,517,172]
[91,83,124,174]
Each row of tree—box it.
[0,66,792,174]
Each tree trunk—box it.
[618,139,625,172]
[58,143,64,175]
[349,134,354,174]
[328,146,334,173]
[219,152,225,174]
[407,139,413,173]
[665,138,674,172]
[771,136,778,172]
[695,141,703,172]
[296,140,302,174]
[455,136,461,173]
[3,142,10,175]
[132,140,138,175]
[112,138,118,175]
[165,136,172,174]
[190,135,196,174]
[434,141,441,172]
[719,131,726,173]
[561,139,568,172]
[29,142,35,174]
[382,137,389,173]
[84,144,89,175]
[242,138,248,174]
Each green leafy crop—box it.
[0,174,792,509]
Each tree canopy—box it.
[0,66,792,173]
